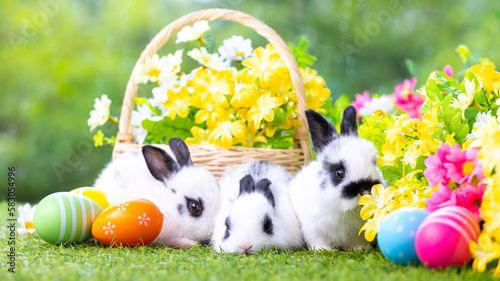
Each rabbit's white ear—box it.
[305,109,339,153]
[340,106,358,136]
[142,145,180,181]
[169,138,193,167]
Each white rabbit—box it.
[94,138,220,248]
[290,106,385,251]
[212,161,304,255]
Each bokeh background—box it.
[1,0,498,202]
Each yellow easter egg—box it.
[70,187,110,210]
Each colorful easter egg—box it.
[70,187,110,210]
[377,207,430,265]
[91,199,163,247]
[415,206,480,268]
[33,192,103,244]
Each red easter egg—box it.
[415,206,480,268]
[92,199,163,247]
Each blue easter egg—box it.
[377,207,430,265]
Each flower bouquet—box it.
[351,45,500,276]
[87,9,337,177]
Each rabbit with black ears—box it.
[290,106,385,251]
[212,161,304,255]
[94,138,220,248]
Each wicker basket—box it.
[113,8,314,178]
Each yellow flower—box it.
[470,233,500,273]
[481,175,500,240]
[386,114,411,150]
[401,142,421,169]
[359,184,399,220]
[301,67,331,113]
[243,44,284,88]
[247,92,285,129]
[268,71,295,104]
[162,87,191,120]
[378,143,398,166]
[185,127,214,146]
[231,69,259,108]
[192,68,233,107]
[93,130,104,147]
[471,115,500,176]
[456,44,471,63]
[242,131,267,148]
[358,211,387,242]
[471,64,500,94]
[421,102,441,130]
[208,120,247,148]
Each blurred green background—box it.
[1,0,499,202]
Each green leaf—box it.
[381,164,403,186]
[474,90,487,105]
[141,116,197,144]
[438,94,470,145]
[328,95,351,129]
[288,35,317,68]
[404,58,417,77]
[273,107,288,124]
[413,156,427,172]
[203,34,216,53]
[464,107,479,121]
[424,78,443,103]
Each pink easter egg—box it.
[415,206,480,269]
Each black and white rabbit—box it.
[94,138,220,248]
[212,161,304,255]
[290,106,385,251]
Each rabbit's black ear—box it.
[142,145,180,181]
[169,138,193,167]
[340,106,358,136]
[305,110,339,153]
[255,178,275,208]
[238,175,255,196]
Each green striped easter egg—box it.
[33,192,103,244]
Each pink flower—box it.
[443,145,485,184]
[425,184,456,213]
[391,77,424,119]
[443,65,453,78]
[352,91,371,113]
[452,182,486,221]
[424,143,452,187]
[425,183,486,221]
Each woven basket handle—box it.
[116,8,313,162]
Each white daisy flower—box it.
[451,79,476,117]
[17,203,36,237]
[467,111,493,139]
[187,47,229,71]
[359,95,396,116]
[131,104,162,145]
[134,50,183,85]
[176,20,210,43]
[88,95,112,131]
[218,35,253,62]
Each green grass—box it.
[1,201,495,281]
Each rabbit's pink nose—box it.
[239,243,253,255]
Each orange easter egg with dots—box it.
[91,199,163,247]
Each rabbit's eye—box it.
[335,168,345,179]
[185,197,204,217]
